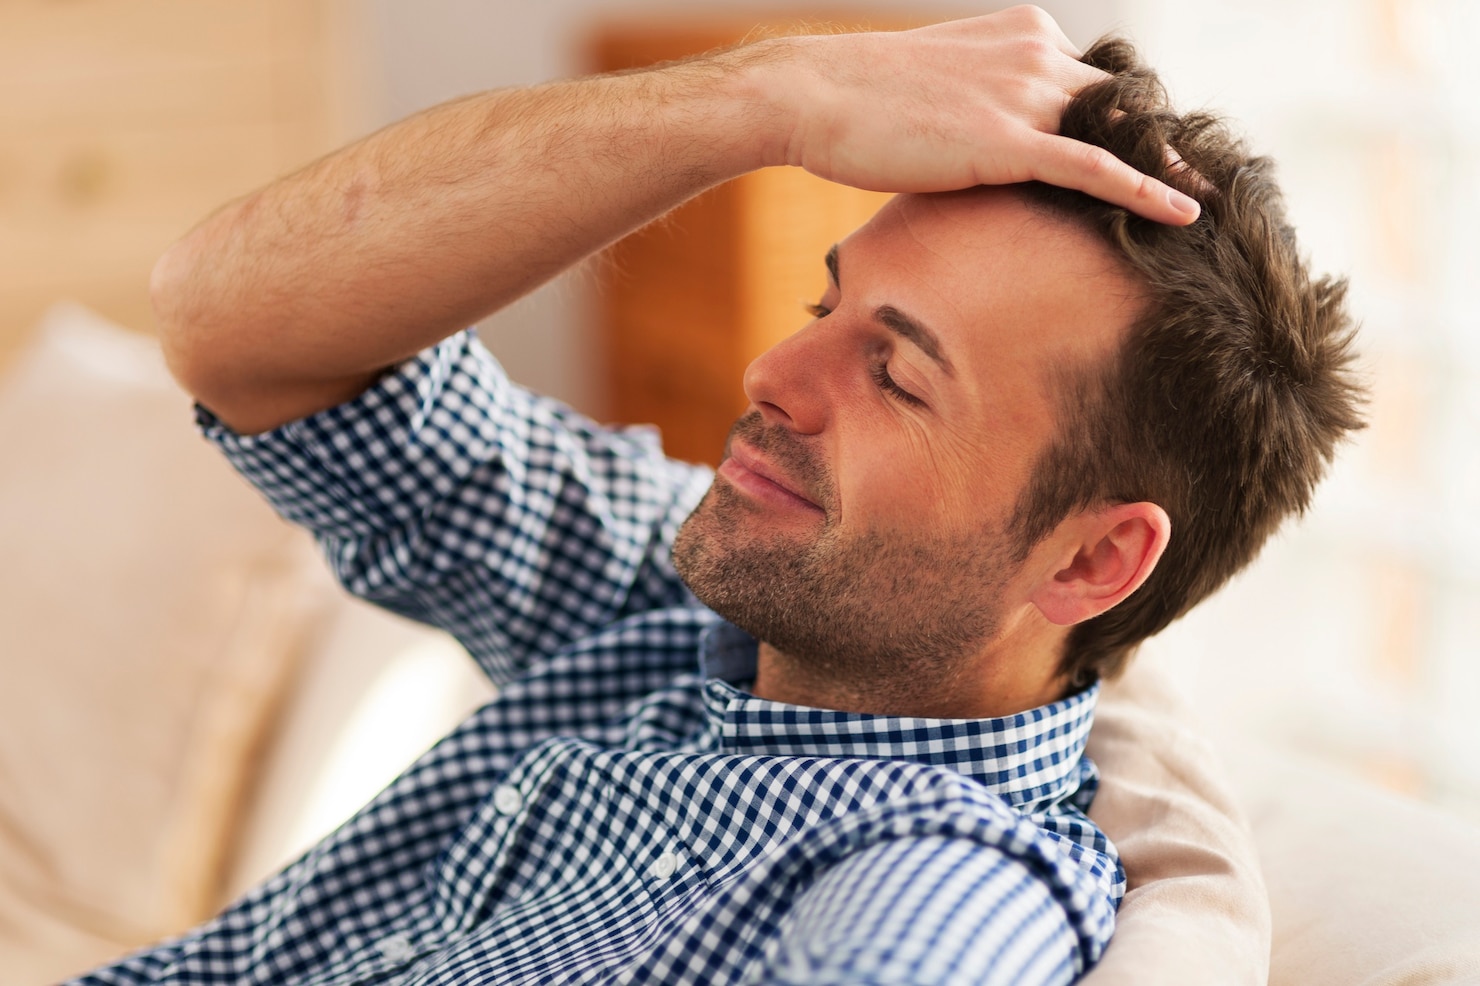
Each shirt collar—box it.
[697,621,1098,812]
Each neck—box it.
[749,615,1072,719]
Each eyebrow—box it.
[824,244,955,377]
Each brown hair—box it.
[1011,38,1366,687]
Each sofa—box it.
[3,304,1477,985]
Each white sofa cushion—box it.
[1230,743,1480,986]
[1083,660,1271,986]
[0,305,335,983]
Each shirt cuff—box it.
[196,329,510,540]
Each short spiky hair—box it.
[1010,38,1366,686]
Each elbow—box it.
[150,233,230,403]
[151,237,199,384]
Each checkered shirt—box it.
[73,330,1123,986]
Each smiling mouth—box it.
[717,442,824,514]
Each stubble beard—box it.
[672,416,1015,704]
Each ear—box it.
[1028,502,1171,627]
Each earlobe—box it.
[1030,502,1171,627]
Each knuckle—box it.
[1023,36,1059,69]
[998,34,1059,78]
[1005,5,1056,33]
[1024,5,1056,31]
[1079,144,1114,178]
[1001,4,1041,21]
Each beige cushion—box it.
[0,304,334,983]
[1228,744,1480,986]
[1083,655,1480,986]
[1082,659,1272,986]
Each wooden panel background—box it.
[0,0,364,374]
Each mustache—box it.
[724,411,834,510]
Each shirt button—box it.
[377,933,415,963]
[651,851,679,880]
[493,785,523,815]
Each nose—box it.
[741,324,833,435]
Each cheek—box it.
[839,417,1010,533]
[919,426,1016,522]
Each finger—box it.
[1027,132,1201,225]
[1164,145,1216,197]
[1091,107,1215,201]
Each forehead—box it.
[836,188,1143,383]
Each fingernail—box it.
[1169,188,1200,218]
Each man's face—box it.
[673,188,1143,708]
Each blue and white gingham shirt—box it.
[76,331,1122,986]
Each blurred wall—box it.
[0,1,374,367]
[1117,0,1480,820]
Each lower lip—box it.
[717,457,823,514]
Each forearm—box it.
[155,49,787,433]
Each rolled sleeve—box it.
[199,330,512,538]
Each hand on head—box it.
[757,5,1201,225]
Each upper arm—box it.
[762,836,1079,986]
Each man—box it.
[77,6,1360,985]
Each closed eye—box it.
[807,301,925,408]
[870,360,925,407]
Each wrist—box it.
[710,35,806,172]
[595,34,807,184]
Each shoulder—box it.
[723,767,1119,984]
[763,834,1081,986]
